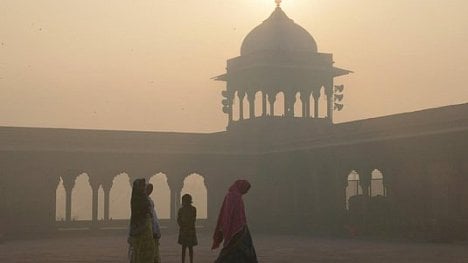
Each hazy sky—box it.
[1,0,467,133]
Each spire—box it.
[275,0,282,7]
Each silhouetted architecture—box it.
[0,5,467,240]
[215,6,350,127]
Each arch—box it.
[254,90,263,117]
[181,173,207,219]
[370,169,385,197]
[309,92,315,117]
[294,92,303,117]
[110,173,131,220]
[55,177,66,221]
[319,86,327,118]
[232,91,240,121]
[148,173,171,219]
[275,92,285,117]
[71,173,92,221]
[345,170,362,209]
[238,91,247,120]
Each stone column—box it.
[89,177,100,227]
[62,176,75,222]
[262,91,267,116]
[102,180,113,221]
[268,93,276,116]
[247,91,255,119]
[167,175,184,226]
[325,81,334,122]
[300,92,310,118]
[238,92,245,120]
[288,93,296,117]
[358,167,372,197]
[312,89,320,118]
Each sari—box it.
[128,178,155,263]
[128,215,155,263]
[212,180,258,263]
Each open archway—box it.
[346,170,362,209]
[149,173,171,219]
[294,92,303,117]
[71,173,92,221]
[254,91,263,118]
[370,169,385,197]
[232,91,240,121]
[55,177,66,221]
[181,173,207,219]
[318,87,327,118]
[109,173,131,220]
[275,92,285,117]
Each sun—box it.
[257,0,291,7]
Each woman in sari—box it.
[128,178,155,263]
[212,179,258,263]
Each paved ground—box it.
[1,232,468,263]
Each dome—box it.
[240,7,318,56]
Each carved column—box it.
[62,176,76,222]
[89,176,101,226]
[358,167,372,197]
[300,92,310,118]
[325,81,334,122]
[268,93,276,116]
[238,91,245,120]
[102,179,113,222]
[247,91,255,119]
[312,89,320,118]
[262,91,267,116]
[167,175,184,226]
[287,92,296,117]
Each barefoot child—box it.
[177,194,198,263]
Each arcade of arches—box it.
[54,171,208,225]
[230,89,330,121]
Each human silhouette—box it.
[128,178,155,263]
[212,180,257,263]
[177,194,198,263]
[145,183,161,263]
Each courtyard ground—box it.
[1,232,467,263]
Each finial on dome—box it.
[275,0,282,7]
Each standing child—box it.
[177,194,198,263]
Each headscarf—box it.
[212,179,251,249]
[129,178,151,236]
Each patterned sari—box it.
[128,215,155,263]
[215,226,257,263]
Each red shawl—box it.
[211,180,251,249]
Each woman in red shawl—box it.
[212,180,258,263]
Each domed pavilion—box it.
[215,2,351,130]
